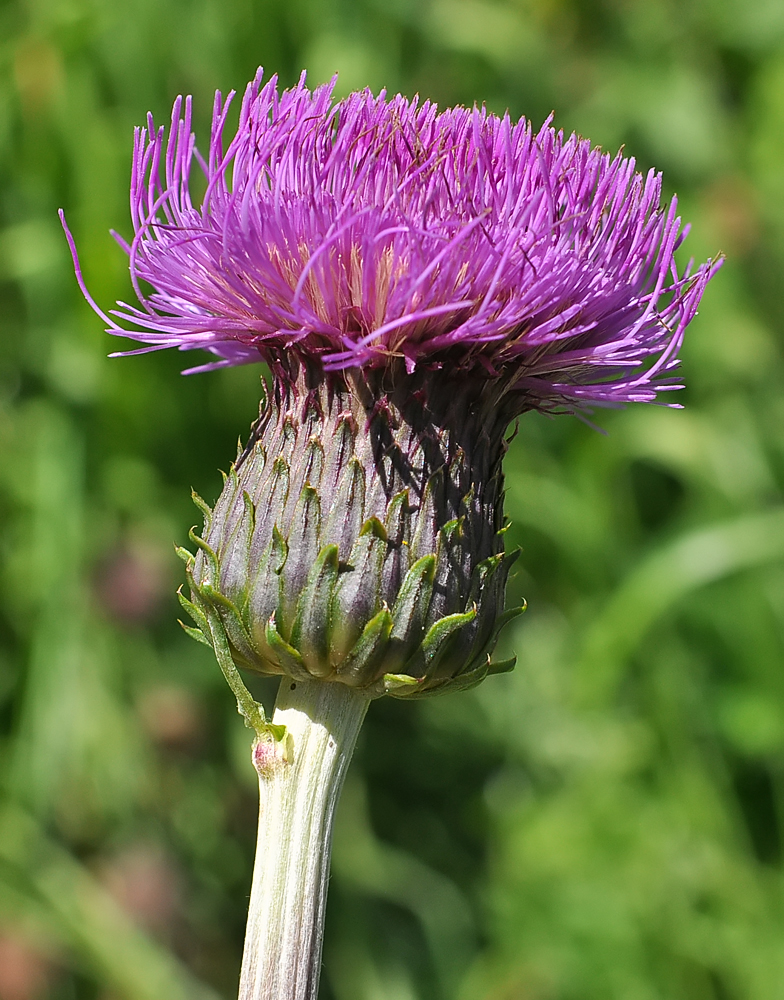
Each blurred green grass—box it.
[1,0,783,998]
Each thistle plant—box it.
[63,69,719,1000]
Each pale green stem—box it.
[239,678,370,1000]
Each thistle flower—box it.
[63,69,719,1000]
[63,70,718,694]
[79,71,714,402]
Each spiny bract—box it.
[178,363,524,697]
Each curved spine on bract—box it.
[179,361,525,698]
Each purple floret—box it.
[62,69,720,410]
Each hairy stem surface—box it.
[239,679,370,1000]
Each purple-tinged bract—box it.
[70,70,719,411]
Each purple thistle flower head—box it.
[64,69,719,413]
[61,70,722,699]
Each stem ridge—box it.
[239,679,369,1000]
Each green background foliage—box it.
[0,0,782,997]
